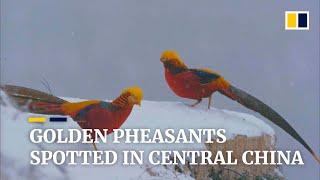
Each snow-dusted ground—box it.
[0,95,274,180]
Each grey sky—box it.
[1,0,319,179]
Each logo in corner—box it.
[285,11,309,30]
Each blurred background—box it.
[1,0,319,179]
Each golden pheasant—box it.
[1,85,143,150]
[160,50,320,163]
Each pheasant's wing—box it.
[189,68,221,84]
[72,101,118,120]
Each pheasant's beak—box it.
[128,95,142,107]
[135,100,141,107]
[160,58,166,63]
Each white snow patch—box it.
[1,95,274,180]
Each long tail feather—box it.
[1,84,68,115]
[220,85,320,164]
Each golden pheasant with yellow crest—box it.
[160,50,320,163]
[1,85,143,150]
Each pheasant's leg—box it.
[190,99,202,107]
[93,143,98,151]
[208,95,212,109]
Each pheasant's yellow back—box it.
[61,100,101,116]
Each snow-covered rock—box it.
[0,95,276,180]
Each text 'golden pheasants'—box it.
[160,50,320,163]
[1,85,143,150]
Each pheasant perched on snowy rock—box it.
[160,50,320,163]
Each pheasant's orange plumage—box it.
[160,50,320,163]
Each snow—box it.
[0,94,274,180]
